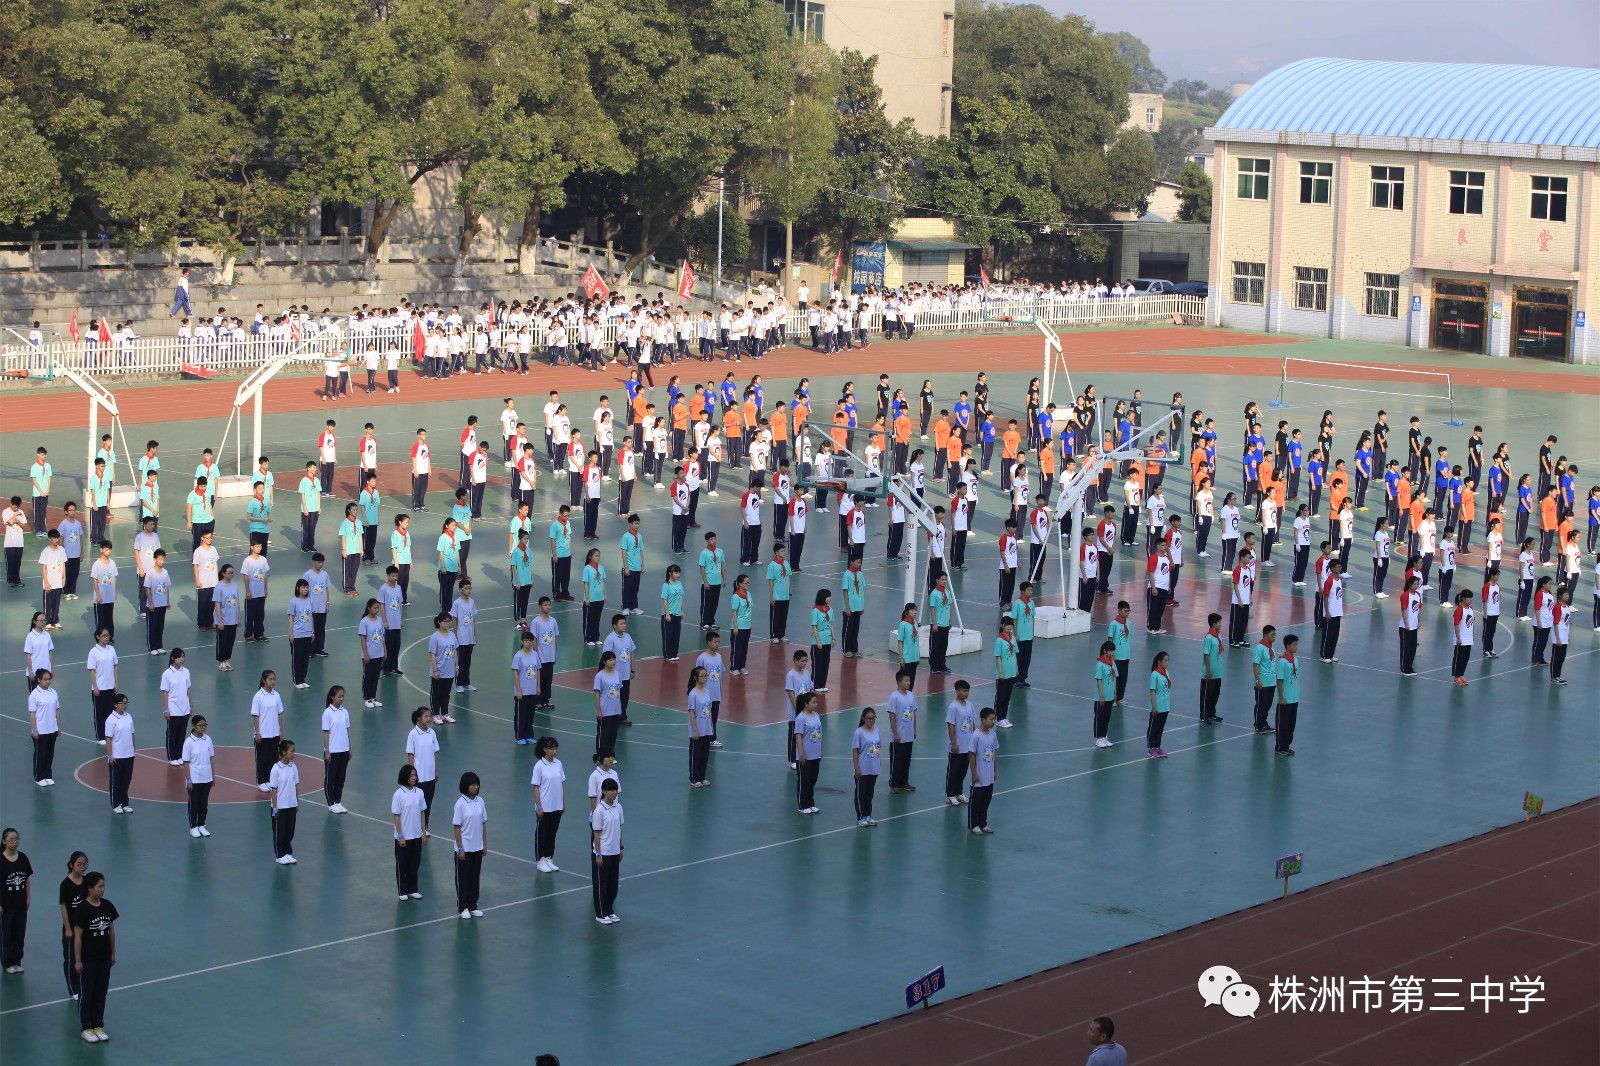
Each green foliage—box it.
[930,2,1155,252]
[1176,161,1212,223]
[0,98,68,228]
[1152,115,1201,182]
[744,42,840,227]
[805,49,915,263]
[680,203,751,273]
[1101,30,1165,93]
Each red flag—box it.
[830,252,842,285]
[979,265,991,287]
[412,320,426,364]
[97,318,112,345]
[676,260,697,301]
[582,265,610,301]
[68,308,81,343]
[485,302,496,330]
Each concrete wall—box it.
[822,1,954,137]
[1125,92,1164,134]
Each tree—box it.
[947,3,1153,249]
[919,93,1058,248]
[806,50,915,283]
[1165,78,1213,104]
[680,202,751,276]
[0,98,68,228]
[1101,30,1165,93]
[1176,161,1212,223]
[744,41,840,295]
[561,0,797,276]
[1152,115,1200,182]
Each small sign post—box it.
[906,966,946,1010]
[1523,792,1544,823]
[1275,852,1304,899]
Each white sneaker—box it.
[285,856,298,864]
[44,778,53,786]
[971,827,985,835]
[364,699,376,708]
[259,783,271,793]
[465,685,477,692]
[545,863,558,873]
[170,758,182,765]
[996,719,1014,728]
[461,909,472,919]
[277,856,292,865]
[709,739,724,749]
[946,796,959,806]
[958,795,970,804]
[294,682,310,690]
[1096,737,1113,748]
[199,827,210,836]
[371,699,382,707]
[408,892,421,899]
[1376,592,1389,599]
[535,859,551,872]
[399,894,410,901]
[190,827,202,838]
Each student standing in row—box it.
[1092,641,1118,748]
[59,850,89,1001]
[886,670,917,793]
[511,630,541,744]
[406,708,442,830]
[158,649,191,764]
[105,695,136,813]
[1550,587,1573,685]
[0,828,31,974]
[1251,626,1277,733]
[268,740,300,865]
[794,692,824,814]
[427,614,459,723]
[1199,614,1225,724]
[589,778,624,925]
[321,686,353,815]
[1273,636,1301,756]
[86,627,118,743]
[181,716,214,838]
[453,771,488,919]
[967,708,999,834]
[592,652,624,757]
[71,871,117,1043]
[1146,652,1173,759]
[851,708,883,827]
[393,765,427,900]
[530,737,566,873]
[687,666,715,788]
[809,590,834,692]
[1449,591,1475,686]
[28,667,60,786]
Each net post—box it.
[1443,374,1464,426]
[1268,356,1290,407]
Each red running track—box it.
[758,799,1599,1066]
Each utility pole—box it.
[714,174,725,304]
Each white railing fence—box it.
[3,295,1210,380]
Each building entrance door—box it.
[1512,287,1571,361]
[1431,280,1487,354]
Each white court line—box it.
[0,727,1257,1016]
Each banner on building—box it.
[850,242,886,294]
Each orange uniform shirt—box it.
[1001,430,1022,460]
[1459,489,1475,523]
[1540,496,1559,531]
[1039,446,1056,477]
[671,402,689,432]
[893,414,912,444]
[770,406,788,441]
[933,417,951,451]
[722,408,742,440]
[631,394,648,427]
[742,399,758,431]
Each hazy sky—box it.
[1042,0,1600,84]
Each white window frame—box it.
[1370,165,1405,211]
[1363,273,1400,318]
[1237,158,1270,201]
[1231,261,1266,305]
[1298,161,1332,205]
[1447,170,1484,216]
[1531,176,1568,222]
[1293,266,1328,312]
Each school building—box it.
[1205,58,1600,364]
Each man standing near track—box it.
[1086,1017,1127,1066]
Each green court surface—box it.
[2,337,1597,1065]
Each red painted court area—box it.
[75,747,325,803]
[760,799,1599,1066]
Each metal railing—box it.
[3,295,1209,380]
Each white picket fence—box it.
[2,295,1208,380]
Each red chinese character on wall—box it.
[1457,228,1468,246]
[1536,229,1553,253]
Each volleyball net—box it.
[1271,357,1462,426]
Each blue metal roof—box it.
[1213,59,1600,148]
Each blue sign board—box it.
[1275,852,1304,879]
[1410,294,1422,313]
[1577,310,1587,328]
[852,241,887,294]
[906,965,945,1009]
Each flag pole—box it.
[714,174,724,304]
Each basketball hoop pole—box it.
[1037,320,1071,411]
[217,328,345,493]
[52,362,137,507]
